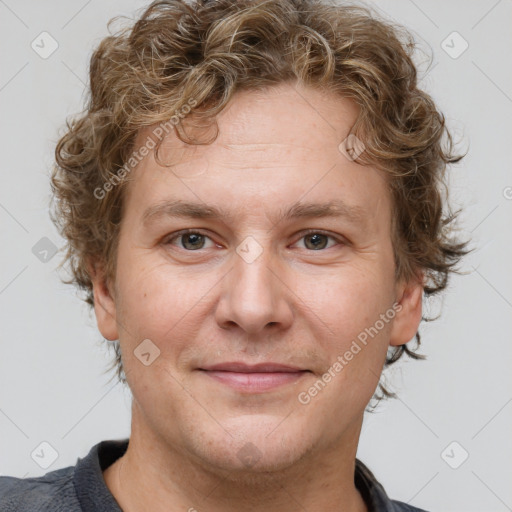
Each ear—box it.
[87,258,119,341]
[389,272,423,346]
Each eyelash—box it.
[163,229,345,251]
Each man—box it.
[0,0,467,510]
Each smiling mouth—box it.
[198,362,310,393]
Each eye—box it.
[164,230,216,251]
[163,229,344,252]
[293,230,343,251]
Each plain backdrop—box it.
[0,1,511,510]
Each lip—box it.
[198,362,309,392]
[200,362,304,373]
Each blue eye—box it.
[293,231,341,251]
[165,230,215,250]
[164,229,343,252]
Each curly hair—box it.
[50,0,468,399]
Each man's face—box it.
[93,82,421,474]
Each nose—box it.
[214,242,294,335]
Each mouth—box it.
[198,362,311,393]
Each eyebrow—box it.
[142,198,368,228]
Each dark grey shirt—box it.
[0,439,428,511]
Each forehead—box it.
[199,83,360,149]
[133,82,360,166]
[122,82,389,227]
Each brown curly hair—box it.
[50,0,468,399]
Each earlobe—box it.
[389,273,424,347]
[88,259,119,341]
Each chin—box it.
[187,415,316,477]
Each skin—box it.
[90,81,423,512]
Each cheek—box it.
[113,252,220,377]
[295,289,394,431]
[306,265,394,342]
[113,259,203,416]
[116,253,198,327]
[296,265,396,409]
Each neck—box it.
[103,405,368,512]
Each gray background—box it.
[0,1,511,510]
